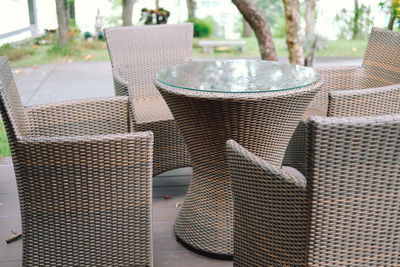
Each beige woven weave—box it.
[0,56,154,266]
[155,77,322,258]
[305,27,400,118]
[283,27,400,175]
[228,113,400,266]
[104,23,193,176]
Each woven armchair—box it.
[104,23,193,176]
[228,114,400,266]
[283,27,400,174]
[0,56,153,266]
[305,27,400,117]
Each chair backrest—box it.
[362,27,400,85]
[104,23,193,98]
[0,56,28,142]
[306,114,400,265]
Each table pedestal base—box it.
[156,78,322,258]
[174,168,234,257]
[176,234,233,260]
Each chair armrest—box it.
[303,66,363,121]
[25,96,130,137]
[17,131,153,179]
[328,82,400,116]
[112,66,129,96]
[227,139,310,265]
[315,65,364,90]
[19,131,152,160]
[227,139,307,190]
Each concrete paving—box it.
[12,58,363,106]
[13,61,114,106]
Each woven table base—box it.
[156,77,322,257]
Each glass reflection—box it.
[157,59,320,93]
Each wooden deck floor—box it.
[0,158,232,267]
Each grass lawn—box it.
[0,36,368,157]
[5,37,367,68]
[0,120,10,158]
[10,41,110,68]
[192,37,366,59]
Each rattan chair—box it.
[305,27,400,117]
[0,56,153,266]
[283,27,400,174]
[104,23,193,176]
[228,114,400,266]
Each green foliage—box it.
[379,0,400,29]
[241,0,285,38]
[335,3,373,39]
[0,120,10,158]
[48,40,80,57]
[271,18,286,38]
[0,43,35,61]
[48,28,81,56]
[188,17,215,38]
[255,0,284,29]
[70,18,77,27]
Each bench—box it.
[198,40,246,54]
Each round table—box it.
[155,59,322,259]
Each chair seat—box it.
[133,95,174,123]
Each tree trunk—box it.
[305,0,315,38]
[242,18,253,37]
[122,0,135,26]
[232,0,277,61]
[67,0,75,26]
[55,0,70,46]
[388,14,395,30]
[283,0,304,65]
[352,0,360,39]
[186,0,196,20]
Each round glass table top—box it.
[157,59,320,93]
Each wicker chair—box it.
[0,56,153,266]
[305,27,400,117]
[283,27,400,174]
[227,114,400,266]
[104,23,193,176]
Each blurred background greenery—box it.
[0,0,399,157]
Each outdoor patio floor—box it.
[0,158,233,267]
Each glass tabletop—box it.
[157,59,320,93]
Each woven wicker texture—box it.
[306,27,400,118]
[283,27,400,173]
[104,23,193,176]
[228,113,400,266]
[155,79,322,257]
[0,56,154,266]
[227,140,308,266]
